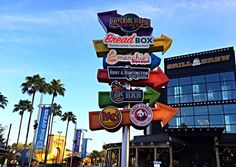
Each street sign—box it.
[110,81,143,103]
[93,34,172,57]
[97,67,169,90]
[103,33,154,49]
[103,49,161,70]
[98,106,122,131]
[129,103,153,127]
[97,10,153,36]
[98,86,160,108]
[107,66,150,81]
[89,102,179,131]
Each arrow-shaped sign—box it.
[97,10,153,36]
[103,50,161,70]
[93,34,172,57]
[89,102,179,131]
[97,67,169,90]
[98,86,160,108]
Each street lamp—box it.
[57,131,62,164]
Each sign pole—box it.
[28,94,44,167]
[121,83,130,167]
[70,122,77,167]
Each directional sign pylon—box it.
[97,67,169,90]
[93,34,172,57]
[98,86,160,108]
[89,102,179,131]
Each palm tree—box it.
[0,92,8,109]
[13,100,32,147]
[90,150,100,166]
[61,112,77,161]
[21,74,46,147]
[49,103,62,135]
[44,79,65,163]
[48,79,65,104]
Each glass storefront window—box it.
[181,107,194,116]
[210,115,225,125]
[192,75,205,84]
[208,105,223,114]
[206,73,220,82]
[194,106,208,115]
[195,116,210,126]
[223,104,236,114]
[220,71,235,81]
[179,77,191,85]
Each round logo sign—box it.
[99,106,122,130]
[129,103,153,127]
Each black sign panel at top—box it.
[107,66,150,81]
[164,47,235,78]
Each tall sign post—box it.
[89,10,178,167]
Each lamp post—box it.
[57,131,62,164]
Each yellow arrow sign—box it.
[93,34,172,58]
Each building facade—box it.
[165,47,236,132]
[103,47,236,167]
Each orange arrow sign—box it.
[97,67,169,90]
[93,34,172,57]
[89,102,179,131]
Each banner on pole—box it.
[34,106,51,150]
[81,138,88,158]
[73,129,82,155]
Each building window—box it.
[181,116,194,126]
[221,81,236,90]
[220,71,235,81]
[207,91,222,101]
[194,106,208,115]
[224,115,236,124]
[208,105,223,115]
[180,107,194,116]
[207,82,221,92]
[193,93,207,102]
[223,104,236,114]
[210,115,225,125]
[192,75,205,84]
[168,78,179,87]
[181,85,193,94]
[180,94,193,103]
[193,84,206,93]
[179,77,191,85]
[206,73,220,82]
[168,95,180,104]
[222,90,236,100]
[195,116,210,126]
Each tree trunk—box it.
[16,114,24,147]
[24,92,35,147]
[62,120,69,162]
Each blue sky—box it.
[1,0,236,152]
